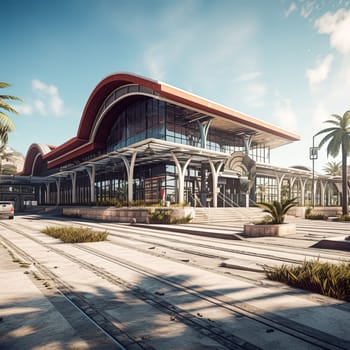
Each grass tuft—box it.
[264,260,350,301]
[41,226,109,243]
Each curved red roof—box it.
[31,72,300,170]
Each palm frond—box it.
[0,82,11,89]
[0,95,23,102]
[0,100,19,114]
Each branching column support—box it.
[320,181,326,206]
[208,159,224,208]
[70,172,77,204]
[300,178,307,206]
[45,183,50,205]
[276,174,285,202]
[197,118,213,149]
[171,153,192,204]
[55,178,61,206]
[86,165,96,204]
[243,134,252,155]
[121,151,138,203]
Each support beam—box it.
[300,178,307,206]
[276,174,285,202]
[121,151,138,203]
[208,159,224,208]
[196,118,213,149]
[171,153,192,204]
[243,134,252,155]
[55,178,61,206]
[45,183,50,205]
[70,172,77,204]
[86,165,96,204]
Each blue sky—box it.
[3,0,350,172]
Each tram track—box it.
[47,218,350,265]
[1,220,349,349]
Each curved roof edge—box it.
[22,143,54,175]
[31,72,300,169]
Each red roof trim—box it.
[28,72,300,170]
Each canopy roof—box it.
[22,72,300,175]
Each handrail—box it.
[217,192,239,207]
[188,192,204,207]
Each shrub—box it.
[148,209,172,224]
[305,211,328,220]
[148,209,191,224]
[264,260,350,301]
[334,214,350,222]
[41,226,109,243]
[256,198,298,224]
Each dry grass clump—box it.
[41,226,108,243]
[264,260,350,301]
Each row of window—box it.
[105,96,270,163]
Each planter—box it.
[243,223,296,237]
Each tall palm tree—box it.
[315,111,350,215]
[323,160,342,176]
[0,82,22,147]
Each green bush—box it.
[305,207,328,220]
[256,198,298,224]
[148,209,172,224]
[148,209,191,224]
[41,226,109,243]
[334,214,350,222]
[264,260,350,301]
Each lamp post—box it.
[309,135,318,208]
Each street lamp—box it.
[309,135,319,208]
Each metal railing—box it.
[217,192,239,207]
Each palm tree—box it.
[323,161,342,176]
[0,82,22,147]
[315,111,350,215]
[257,198,298,224]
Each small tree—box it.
[0,82,22,147]
[323,161,342,176]
[257,198,298,224]
[315,111,350,215]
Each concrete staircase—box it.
[192,207,266,224]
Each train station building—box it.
[2,73,344,209]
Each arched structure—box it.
[17,72,345,208]
[22,144,53,176]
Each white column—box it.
[45,183,50,204]
[276,174,285,202]
[197,118,213,149]
[56,178,61,206]
[208,159,224,208]
[70,172,77,204]
[243,135,252,155]
[300,178,306,206]
[86,165,96,204]
[121,151,138,203]
[320,181,326,206]
[171,153,192,204]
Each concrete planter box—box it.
[62,206,194,224]
[243,223,296,237]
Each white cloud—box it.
[285,2,297,17]
[274,98,298,132]
[31,79,65,116]
[15,103,33,115]
[34,99,46,116]
[300,1,316,19]
[306,54,334,88]
[315,9,350,54]
[16,79,66,117]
